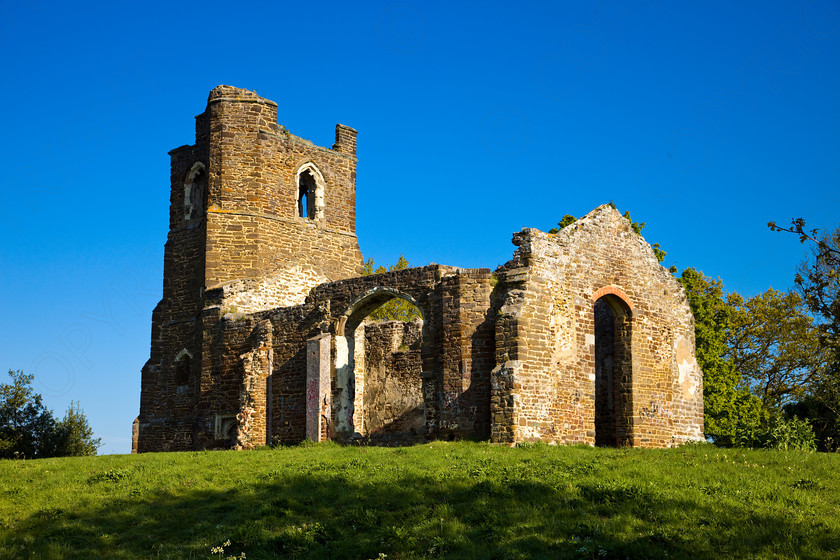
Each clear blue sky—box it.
[1,1,838,454]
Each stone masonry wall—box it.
[492,205,703,447]
[264,303,324,444]
[361,320,424,441]
[191,265,496,448]
[139,86,364,452]
[202,86,363,307]
[310,265,496,441]
[137,143,209,452]
[188,286,326,449]
[438,269,495,439]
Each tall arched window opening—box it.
[298,169,315,218]
[294,163,326,221]
[593,295,633,446]
[174,349,192,386]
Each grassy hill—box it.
[0,441,838,559]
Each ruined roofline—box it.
[502,203,677,280]
[168,135,357,161]
[254,126,358,161]
[516,204,623,237]
[207,84,278,107]
[182,85,357,160]
[167,144,193,156]
[513,204,657,248]
[202,264,492,309]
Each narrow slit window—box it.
[184,162,207,222]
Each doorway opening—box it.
[593,294,633,446]
[335,289,425,444]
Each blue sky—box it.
[1,0,838,454]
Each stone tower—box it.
[138,86,364,451]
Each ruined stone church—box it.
[134,85,704,452]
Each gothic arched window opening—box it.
[294,163,326,221]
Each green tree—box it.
[54,401,101,457]
[0,370,58,459]
[678,269,764,446]
[362,255,421,322]
[679,269,827,448]
[769,219,840,449]
[727,289,830,410]
[769,220,840,346]
[0,370,100,458]
[547,214,578,234]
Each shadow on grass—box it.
[7,468,837,560]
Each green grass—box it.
[0,442,838,559]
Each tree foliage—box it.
[547,215,578,234]
[0,370,56,458]
[678,269,764,446]
[54,401,101,457]
[769,219,840,450]
[769,219,840,346]
[0,370,99,459]
[362,255,422,322]
[727,288,830,409]
[785,394,840,451]
[679,267,829,449]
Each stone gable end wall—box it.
[493,205,704,447]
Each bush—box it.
[736,415,817,452]
[760,416,817,452]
